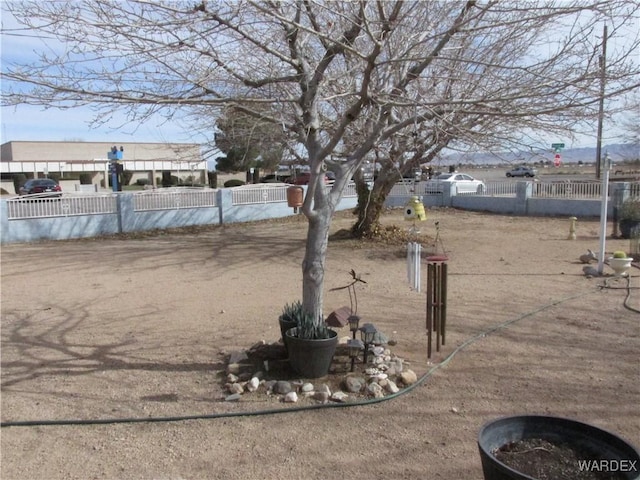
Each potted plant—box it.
[618,197,640,239]
[285,310,338,378]
[608,250,634,277]
[477,415,640,480]
[279,301,304,353]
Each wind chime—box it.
[404,197,449,359]
[405,196,427,292]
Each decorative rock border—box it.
[222,337,418,403]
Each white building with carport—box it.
[1,141,206,193]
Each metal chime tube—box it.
[407,242,422,292]
[426,262,434,358]
[414,243,421,292]
[441,262,447,346]
[426,259,448,359]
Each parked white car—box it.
[425,173,486,194]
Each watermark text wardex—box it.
[578,459,637,473]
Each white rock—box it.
[226,373,239,383]
[227,383,244,395]
[365,367,380,375]
[372,346,385,356]
[331,391,349,402]
[301,383,314,393]
[451,407,459,414]
[283,392,298,403]
[399,369,418,385]
[246,377,260,392]
[384,380,400,394]
[366,382,384,398]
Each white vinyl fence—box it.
[6,193,118,220]
[134,188,217,211]
[3,180,638,244]
[531,181,602,199]
[231,184,289,205]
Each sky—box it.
[0,104,202,145]
[0,5,207,146]
[1,4,636,150]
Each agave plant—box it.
[280,301,304,324]
[295,311,330,340]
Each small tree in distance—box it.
[214,105,287,173]
[3,1,639,325]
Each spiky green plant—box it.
[295,311,331,340]
[280,301,304,324]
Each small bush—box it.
[619,198,640,222]
[224,179,246,187]
[136,178,150,186]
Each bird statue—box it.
[579,249,597,264]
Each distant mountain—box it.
[440,143,639,166]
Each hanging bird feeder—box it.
[286,186,304,213]
[404,196,426,222]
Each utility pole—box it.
[595,24,608,179]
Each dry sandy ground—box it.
[1,208,639,480]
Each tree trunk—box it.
[351,175,399,239]
[302,207,332,322]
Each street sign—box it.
[551,143,565,148]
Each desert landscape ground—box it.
[1,207,638,480]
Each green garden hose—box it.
[0,285,630,429]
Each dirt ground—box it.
[1,208,639,480]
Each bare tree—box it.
[214,105,287,172]
[618,93,640,145]
[3,1,639,324]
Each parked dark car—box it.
[259,174,290,183]
[286,172,332,185]
[506,166,538,178]
[19,178,62,196]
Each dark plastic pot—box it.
[285,328,338,378]
[478,415,640,480]
[278,317,297,354]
